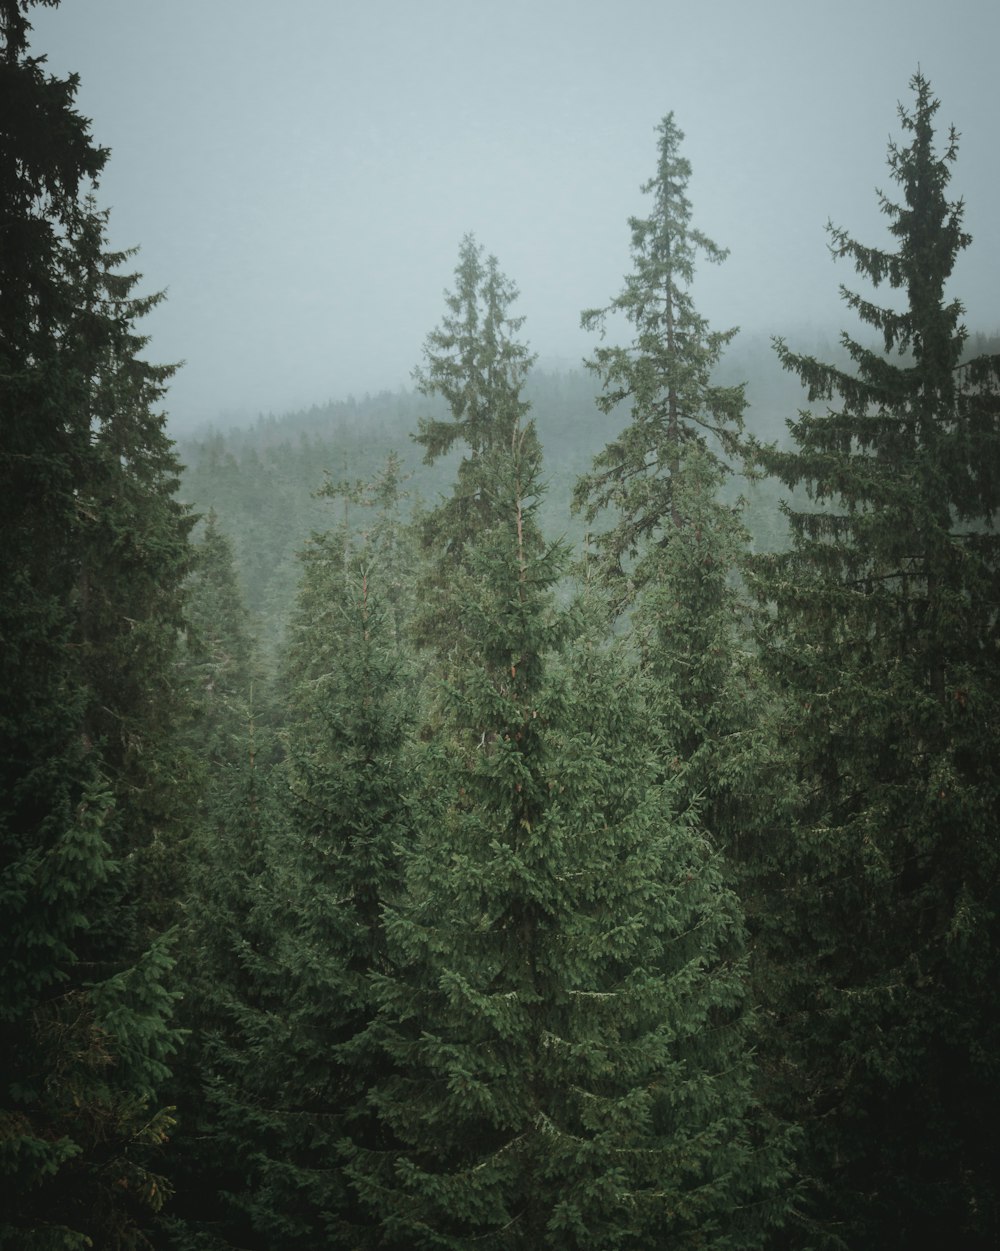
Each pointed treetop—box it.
[413,233,536,465]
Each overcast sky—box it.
[30,0,1000,432]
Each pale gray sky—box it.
[30,0,1000,431]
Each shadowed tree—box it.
[1,4,192,1245]
[747,73,1000,1249]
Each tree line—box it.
[2,3,998,1247]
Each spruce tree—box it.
[1,6,193,1245]
[575,114,794,924]
[64,203,196,939]
[182,511,257,757]
[573,113,746,610]
[748,73,1000,1248]
[243,465,413,1250]
[155,512,264,1251]
[411,233,537,659]
[348,241,789,1248]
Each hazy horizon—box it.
[30,0,1000,433]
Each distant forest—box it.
[3,4,999,1249]
[177,326,1000,654]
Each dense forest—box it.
[2,3,999,1248]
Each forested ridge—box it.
[2,4,999,1248]
[174,355,800,655]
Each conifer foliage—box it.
[253,467,413,1248]
[167,709,288,1251]
[168,471,415,1251]
[748,74,1000,1248]
[6,8,997,1244]
[1,3,191,1246]
[574,113,747,610]
[575,113,786,851]
[348,240,787,1249]
[411,233,539,659]
[183,512,257,758]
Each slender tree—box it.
[748,73,1000,1248]
[155,512,264,1251]
[183,512,256,746]
[411,233,538,659]
[575,115,796,972]
[574,113,746,608]
[164,709,288,1251]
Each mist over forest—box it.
[27,0,1000,431]
[3,3,1000,1250]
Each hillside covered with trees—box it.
[2,3,999,1248]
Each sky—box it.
[29,0,1000,433]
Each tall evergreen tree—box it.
[155,511,264,1251]
[1,5,191,1245]
[747,73,1000,1248]
[411,233,537,659]
[574,114,793,924]
[348,241,789,1248]
[573,113,746,611]
[64,203,196,938]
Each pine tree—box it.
[64,202,196,939]
[747,73,1000,1248]
[177,509,259,796]
[244,466,413,1249]
[1,6,190,1245]
[287,451,417,677]
[347,241,790,1248]
[155,512,264,1251]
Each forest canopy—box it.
[2,5,998,1248]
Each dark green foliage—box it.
[163,718,288,1251]
[154,513,263,1250]
[297,451,418,661]
[7,18,995,1243]
[185,513,255,706]
[347,242,788,1248]
[411,234,541,659]
[265,596,409,1247]
[246,465,414,1248]
[173,347,817,657]
[1,4,191,1245]
[180,511,259,774]
[63,207,196,941]
[748,74,1000,1248]
[166,467,415,1250]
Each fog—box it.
[31,0,1000,433]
